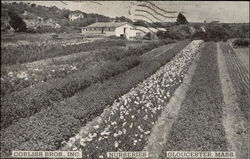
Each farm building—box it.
[69,12,84,21]
[82,22,137,39]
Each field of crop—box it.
[1,32,248,159]
[0,33,186,156]
[61,40,203,158]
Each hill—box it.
[1,2,132,33]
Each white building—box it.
[69,13,84,21]
[82,22,137,39]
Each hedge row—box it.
[0,40,190,157]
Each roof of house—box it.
[84,22,133,28]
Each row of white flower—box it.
[64,40,203,155]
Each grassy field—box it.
[0,33,185,156]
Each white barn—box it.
[82,22,137,39]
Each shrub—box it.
[232,39,249,48]
[191,31,208,40]
[205,24,230,42]
[176,13,189,25]
[8,11,27,32]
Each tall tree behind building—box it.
[176,12,189,25]
[8,11,27,32]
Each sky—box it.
[8,1,250,23]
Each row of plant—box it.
[1,47,124,96]
[1,40,169,96]
[219,42,249,119]
[1,56,140,129]
[161,42,228,157]
[1,40,172,128]
[62,40,203,159]
[1,39,126,65]
[0,41,190,157]
[1,37,102,48]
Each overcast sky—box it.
[11,1,250,23]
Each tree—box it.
[115,16,133,23]
[8,11,27,32]
[205,24,229,41]
[176,12,188,25]
[31,3,36,8]
[62,9,70,19]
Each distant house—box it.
[82,22,137,39]
[69,12,84,21]
[200,25,206,32]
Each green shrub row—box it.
[0,40,190,157]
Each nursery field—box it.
[0,34,248,159]
[0,33,186,156]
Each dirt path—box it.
[217,43,248,159]
[161,42,228,157]
[143,45,202,159]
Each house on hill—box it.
[69,12,84,21]
[82,22,137,39]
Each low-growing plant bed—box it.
[1,39,174,128]
[0,40,190,156]
[161,42,228,157]
[1,40,172,96]
[0,47,124,96]
[1,56,140,129]
[1,39,126,65]
[219,42,249,119]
